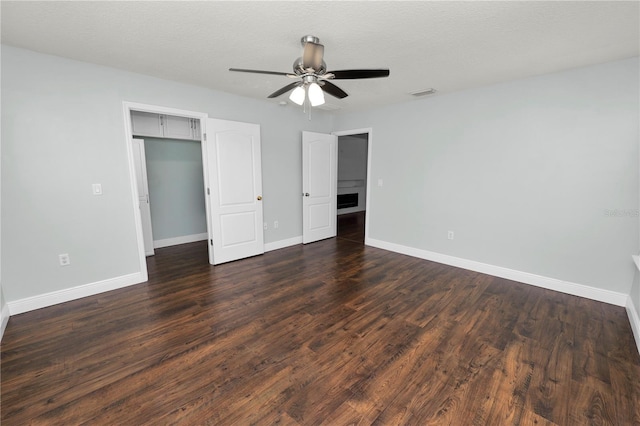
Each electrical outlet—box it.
[274,220,279,229]
[59,253,71,266]
[263,222,268,230]
[448,231,454,240]
[378,178,383,187]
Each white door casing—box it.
[302,131,337,244]
[333,128,373,243]
[205,118,264,265]
[124,102,208,282]
[131,138,155,256]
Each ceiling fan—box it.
[229,35,390,107]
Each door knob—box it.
[304,193,310,197]
[257,196,262,201]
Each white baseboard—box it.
[264,236,303,252]
[366,238,628,307]
[1,301,10,342]
[153,233,208,249]
[7,272,146,315]
[5,236,303,316]
[627,296,640,356]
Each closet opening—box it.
[130,110,206,257]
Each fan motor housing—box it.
[293,57,326,75]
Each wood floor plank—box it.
[567,380,617,425]
[470,337,533,425]
[524,323,575,424]
[2,229,639,425]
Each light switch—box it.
[92,183,103,195]
[378,179,383,187]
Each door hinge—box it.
[207,187,210,195]
[203,133,207,141]
[210,239,213,246]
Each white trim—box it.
[122,102,210,274]
[153,233,208,249]
[626,296,640,355]
[264,236,303,252]
[632,255,640,272]
[332,128,373,242]
[122,104,149,283]
[366,238,628,307]
[7,272,145,315]
[0,302,9,341]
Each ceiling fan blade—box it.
[327,69,390,79]
[320,81,348,99]
[302,42,324,70]
[267,82,301,98]
[229,68,292,76]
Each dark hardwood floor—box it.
[337,211,365,243]
[2,238,639,425]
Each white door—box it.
[302,131,337,244]
[132,138,155,256]
[204,118,264,265]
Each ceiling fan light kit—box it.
[230,35,390,110]
[289,86,305,105]
[308,82,325,106]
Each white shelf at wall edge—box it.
[633,255,640,272]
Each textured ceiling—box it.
[2,1,639,111]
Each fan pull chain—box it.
[302,90,312,120]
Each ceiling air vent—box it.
[410,88,437,97]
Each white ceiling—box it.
[2,1,638,111]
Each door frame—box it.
[122,101,209,280]
[331,128,373,244]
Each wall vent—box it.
[410,88,437,97]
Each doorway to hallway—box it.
[336,132,368,244]
[337,211,365,243]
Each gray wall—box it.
[338,135,368,181]
[143,138,206,241]
[335,57,639,295]
[1,45,334,303]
